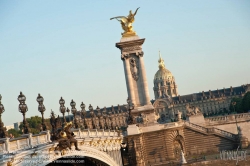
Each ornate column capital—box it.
[116,38,145,60]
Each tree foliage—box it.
[228,92,250,114]
[229,97,243,113]
[7,129,22,138]
[242,92,250,112]
[19,116,52,134]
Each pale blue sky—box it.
[0,1,250,125]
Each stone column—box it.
[158,90,162,98]
[139,55,151,105]
[116,36,155,124]
[123,59,136,105]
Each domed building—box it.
[153,52,178,99]
[152,52,250,120]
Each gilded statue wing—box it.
[110,16,128,23]
[133,7,140,16]
[110,16,126,20]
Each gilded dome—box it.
[154,68,173,80]
[154,51,173,80]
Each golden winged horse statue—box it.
[110,7,140,37]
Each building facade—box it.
[152,54,250,122]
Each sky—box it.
[0,1,250,125]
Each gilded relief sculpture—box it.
[110,7,140,37]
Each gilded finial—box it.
[159,50,162,59]
[158,51,165,69]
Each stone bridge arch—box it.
[15,146,119,166]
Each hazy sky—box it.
[0,1,250,125]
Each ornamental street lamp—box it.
[96,106,101,117]
[70,99,78,128]
[89,104,94,117]
[232,102,242,147]
[102,107,108,129]
[18,92,30,134]
[89,104,95,129]
[0,94,7,138]
[121,142,127,151]
[232,102,239,133]
[96,106,101,129]
[120,142,127,166]
[127,97,134,125]
[232,102,237,113]
[59,97,66,127]
[37,93,47,131]
[66,107,70,122]
[80,102,87,128]
[80,102,86,117]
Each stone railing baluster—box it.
[5,138,9,152]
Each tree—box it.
[19,116,52,134]
[242,92,250,112]
[229,97,242,113]
[7,129,22,138]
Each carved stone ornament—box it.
[185,104,202,117]
[122,45,141,52]
[121,51,143,60]
[137,51,144,57]
[130,57,139,81]
[121,53,130,59]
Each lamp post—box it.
[18,92,30,134]
[102,107,107,129]
[36,93,47,131]
[0,94,7,138]
[66,107,70,122]
[89,104,95,129]
[120,142,127,165]
[232,102,239,133]
[232,101,236,114]
[80,102,86,117]
[70,99,78,128]
[59,97,66,127]
[232,101,241,148]
[80,102,87,128]
[127,97,134,125]
[96,106,101,129]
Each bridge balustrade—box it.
[0,131,51,155]
[71,129,119,138]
